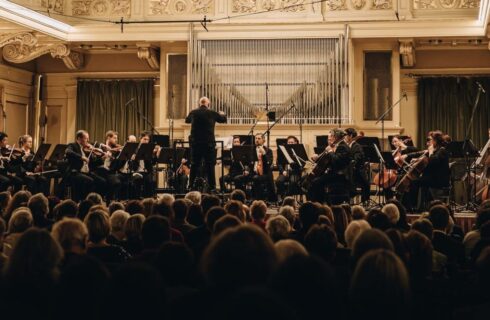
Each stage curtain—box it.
[417,77,490,149]
[76,79,154,143]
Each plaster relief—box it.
[232,0,257,13]
[325,0,347,11]
[351,0,366,10]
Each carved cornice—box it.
[137,43,160,69]
[399,39,415,67]
[0,32,84,70]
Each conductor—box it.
[185,96,227,191]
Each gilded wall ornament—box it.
[191,0,213,14]
[325,0,347,11]
[279,0,306,12]
[72,0,91,15]
[439,0,458,8]
[110,0,131,15]
[232,0,257,13]
[41,0,64,13]
[149,0,170,14]
[262,0,276,10]
[92,0,108,15]
[460,0,480,8]
[351,0,366,10]
[413,0,437,9]
[372,0,392,9]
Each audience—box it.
[4,207,33,257]
[266,215,290,242]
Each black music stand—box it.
[357,136,381,150]
[33,143,52,163]
[237,135,254,145]
[111,142,139,171]
[152,134,170,148]
[280,144,308,167]
[316,135,329,148]
[135,143,156,162]
[222,149,232,166]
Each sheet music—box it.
[373,143,384,163]
[279,145,294,164]
[476,138,490,166]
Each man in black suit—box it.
[275,135,302,202]
[307,128,351,204]
[185,97,227,191]
[220,136,246,192]
[65,130,98,201]
[344,128,370,203]
[129,131,157,198]
[251,133,276,202]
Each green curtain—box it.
[76,79,154,143]
[417,77,490,149]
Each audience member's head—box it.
[304,225,338,263]
[185,191,202,205]
[266,215,291,243]
[351,228,394,263]
[201,194,220,215]
[205,206,227,232]
[141,198,155,217]
[0,191,11,213]
[8,208,33,234]
[367,208,391,231]
[279,205,296,229]
[250,200,267,222]
[27,193,49,220]
[213,215,242,236]
[52,218,88,254]
[351,205,367,220]
[428,205,450,232]
[159,193,175,206]
[382,203,400,226]
[332,205,348,245]
[4,190,32,222]
[349,249,410,320]
[202,225,277,290]
[298,202,320,232]
[385,228,409,264]
[141,216,171,250]
[172,199,189,223]
[225,200,245,222]
[345,220,371,248]
[125,214,145,240]
[411,218,434,240]
[476,207,490,230]
[318,205,334,226]
[86,193,104,206]
[54,199,78,221]
[274,239,309,263]
[282,196,298,210]
[386,199,410,230]
[152,200,174,221]
[187,203,204,226]
[77,199,94,222]
[108,201,125,215]
[84,210,110,244]
[405,230,433,280]
[110,210,130,237]
[230,189,247,204]
[125,200,144,215]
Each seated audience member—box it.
[225,200,246,222]
[51,218,89,264]
[274,239,308,264]
[172,198,196,238]
[464,207,490,258]
[77,199,94,222]
[123,214,145,256]
[154,241,197,288]
[84,210,130,270]
[86,192,104,206]
[332,205,349,246]
[184,191,202,205]
[270,255,336,320]
[266,215,291,243]
[1,228,63,319]
[108,201,125,215]
[108,210,130,246]
[382,203,400,228]
[279,205,297,231]
[230,189,247,204]
[27,193,53,229]
[344,220,371,248]
[4,208,33,257]
[318,204,334,227]
[250,200,267,230]
[201,225,277,291]
[201,195,221,216]
[187,206,226,260]
[385,228,410,265]
[281,196,298,210]
[213,215,242,237]
[386,199,411,231]
[351,228,394,264]
[304,224,338,263]
[0,217,7,269]
[404,230,433,281]
[470,221,490,265]
[349,249,411,320]
[367,208,391,231]
[296,202,321,243]
[3,190,31,223]
[351,205,367,220]
[411,218,447,275]
[0,191,11,217]
[187,203,204,227]
[141,198,155,217]
[138,215,171,262]
[152,200,184,243]
[125,200,144,215]
[159,193,175,206]
[53,199,78,221]
[428,204,464,267]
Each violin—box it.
[1,145,25,159]
[83,143,106,158]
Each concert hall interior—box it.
[0,0,490,319]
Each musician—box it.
[219,136,245,192]
[392,135,418,163]
[275,135,302,201]
[251,133,276,202]
[127,135,137,143]
[15,134,50,195]
[0,132,22,192]
[185,96,227,192]
[65,130,107,202]
[128,131,156,198]
[405,130,450,210]
[96,130,123,201]
[344,128,370,203]
[307,128,351,204]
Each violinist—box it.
[170,148,190,194]
[65,130,107,202]
[0,132,22,192]
[275,135,302,202]
[128,131,156,198]
[344,128,370,204]
[404,130,450,210]
[307,128,351,204]
[15,134,49,195]
[96,130,122,201]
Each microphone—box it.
[476,81,486,93]
[395,10,400,21]
[125,97,135,107]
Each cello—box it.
[395,150,429,193]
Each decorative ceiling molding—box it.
[399,39,415,67]
[136,43,159,69]
[0,31,84,70]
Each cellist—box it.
[403,130,450,211]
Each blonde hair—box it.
[8,208,33,233]
[110,210,130,234]
[52,218,88,251]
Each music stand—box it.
[232,146,257,164]
[135,143,156,162]
[316,135,328,148]
[282,144,308,167]
[221,149,232,166]
[362,144,381,164]
[158,147,185,165]
[48,144,68,163]
[357,136,381,150]
[33,143,51,163]
[237,135,254,145]
[116,143,139,162]
[381,152,398,170]
[151,134,170,148]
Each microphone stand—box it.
[375,92,406,202]
[127,98,159,135]
[261,103,296,139]
[265,83,271,149]
[168,89,174,144]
